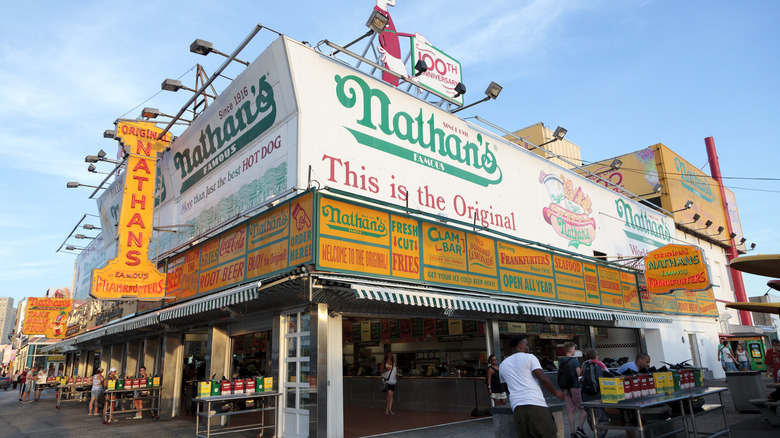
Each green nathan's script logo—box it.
[173,75,277,193]
[334,74,502,187]
[321,204,388,239]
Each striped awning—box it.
[351,284,519,314]
[520,303,614,321]
[105,312,160,335]
[613,313,672,324]
[39,339,76,353]
[76,328,107,344]
[159,283,259,321]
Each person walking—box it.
[486,354,507,406]
[735,344,750,371]
[89,368,104,416]
[380,350,398,415]
[581,349,608,438]
[18,367,28,401]
[499,335,565,438]
[12,370,19,391]
[559,342,587,438]
[718,338,737,372]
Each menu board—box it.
[315,194,715,317]
[164,192,313,302]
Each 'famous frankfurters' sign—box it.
[91,121,171,300]
[644,244,711,295]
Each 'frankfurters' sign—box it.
[644,244,711,295]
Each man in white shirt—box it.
[500,335,566,438]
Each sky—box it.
[0,0,778,308]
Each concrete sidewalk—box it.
[0,378,778,437]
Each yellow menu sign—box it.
[23,297,72,338]
[92,121,171,300]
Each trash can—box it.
[726,370,764,413]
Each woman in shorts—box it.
[486,355,507,406]
[89,368,104,415]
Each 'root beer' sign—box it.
[91,121,171,300]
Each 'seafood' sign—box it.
[91,121,171,300]
[644,244,711,295]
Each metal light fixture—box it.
[66,182,105,190]
[610,158,623,170]
[74,234,95,240]
[748,242,757,251]
[527,126,568,152]
[696,220,713,230]
[190,39,249,66]
[453,82,467,99]
[450,82,502,113]
[103,130,116,139]
[366,10,389,34]
[683,213,701,225]
[83,224,101,230]
[672,200,694,213]
[65,245,86,251]
[739,237,747,244]
[413,60,428,77]
[161,78,188,92]
[141,107,192,123]
[710,225,724,235]
[87,164,110,174]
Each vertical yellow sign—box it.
[92,121,171,300]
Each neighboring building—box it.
[0,297,14,344]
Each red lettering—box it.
[136,139,151,156]
[126,213,146,228]
[127,231,143,247]
[125,250,141,266]
[130,194,147,210]
[132,157,151,173]
[132,175,149,190]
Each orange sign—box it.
[23,297,72,338]
[92,121,172,300]
[644,244,710,294]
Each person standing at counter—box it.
[132,366,148,419]
[559,342,587,438]
[486,355,507,406]
[381,350,398,415]
[89,368,104,416]
[500,335,565,438]
[581,349,608,438]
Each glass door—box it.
[281,310,311,438]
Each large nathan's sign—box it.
[154,38,297,256]
[285,37,670,263]
[91,121,171,300]
[644,244,711,295]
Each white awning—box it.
[351,284,519,314]
[520,303,614,321]
[159,283,260,321]
[613,313,672,324]
[105,312,160,335]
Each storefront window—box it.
[342,316,488,377]
[498,321,590,369]
[231,331,270,379]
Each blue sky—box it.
[0,0,778,307]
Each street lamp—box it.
[66,182,105,190]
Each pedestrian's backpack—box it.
[581,360,600,395]
[557,357,576,389]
